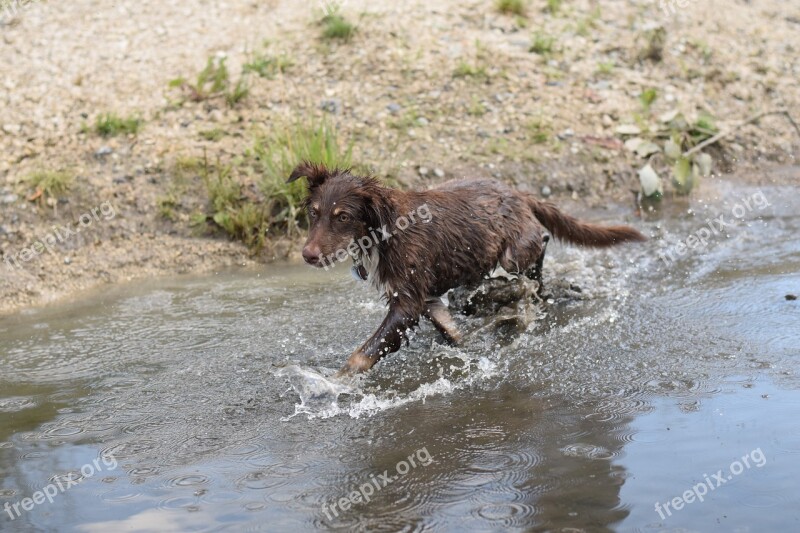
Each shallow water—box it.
[1,177,798,531]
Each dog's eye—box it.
[338,213,351,223]
[308,209,318,220]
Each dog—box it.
[288,162,646,375]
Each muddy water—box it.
[1,178,798,532]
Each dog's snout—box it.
[302,244,322,265]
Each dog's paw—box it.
[336,351,375,377]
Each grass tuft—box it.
[545,0,561,14]
[24,170,74,203]
[321,13,356,41]
[88,113,142,137]
[243,52,293,78]
[529,31,556,54]
[453,61,488,79]
[196,120,354,250]
[169,56,250,108]
[199,128,225,142]
[496,0,526,16]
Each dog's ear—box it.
[361,186,397,233]
[287,162,330,188]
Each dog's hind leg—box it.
[424,297,462,345]
[524,234,549,297]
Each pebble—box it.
[387,103,402,114]
[96,146,113,157]
[64,257,72,265]
[416,117,429,126]
[433,168,445,178]
[1,194,18,204]
[786,294,798,301]
[418,167,429,176]
[2,124,21,135]
[541,185,552,197]
[320,99,341,114]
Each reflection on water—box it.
[0,179,799,531]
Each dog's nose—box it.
[302,245,321,265]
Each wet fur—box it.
[288,162,646,374]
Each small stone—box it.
[1,193,17,204]
[64,257,72,265]
[2,124,21,135]
[387,103,402,114]
[433,168,445,178]
[418,167,429,176]
[416,117,429,126]
[95,146,113,157]
[602,114,614,127]
[616,124,641,135]
[320,99,341,114]
[541,185,552,197]
[786,294,797,301]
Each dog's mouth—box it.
[351,255,368,280]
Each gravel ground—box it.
[1,0,798,314]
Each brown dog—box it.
[288,162,646,375]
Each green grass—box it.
[529,31,556,54]
[321,13,356,41]
[596,61,615,76]
[199,128,225,142]
[689,113,719,144]
[640,88,658,110]
[169,56,250,108]
[453,61,488,79]
[88,113,142,137]
[25,170,74,201]
[575,7,601,36]
[225,78,250,107]
[196,120,355,250]
[467,97,487,116]
[243,52,293,78]
[545,0,561,14]
[157,194,181,221]
[527,117,552,144]
[496,0,526,16]
[252,121,354,235]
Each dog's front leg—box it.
[338,304,421,375]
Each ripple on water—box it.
[158,496,201,511]
[99,488,143,503]
[236,471,292,491]
[0,396,37,413]
[166,474,211,488]
[102,440,158,459]
[560,443,615,460]
[475,502,538,528]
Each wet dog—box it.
[288,162,646,375]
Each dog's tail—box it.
[528,197,646,247]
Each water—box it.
[0,177,798,531]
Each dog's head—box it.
[288,162,391,268]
